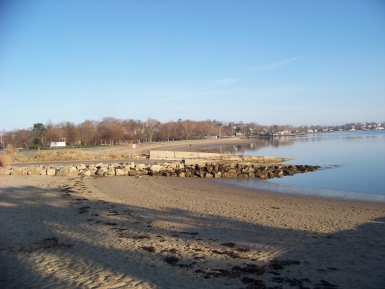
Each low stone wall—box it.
[150,150,292,164]
[0,162,320,180]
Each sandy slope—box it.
[1,175,384,289]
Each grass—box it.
[14,145,147,163]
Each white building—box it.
[49,138,66,148]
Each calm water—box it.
[215,130,385,202]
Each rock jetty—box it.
[0,162,320,180]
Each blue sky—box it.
[1,0,384,131]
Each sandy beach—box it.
[1,173,385,289]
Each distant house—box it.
[49,138,66,148]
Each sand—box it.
[1,173,385,289]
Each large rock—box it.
[169,162,183,169]
[68,166,80,175]
[136,164,148,170]
[76,164,87,170]
[95,163,104,169]
[150,164,164,174]
[82,169,93,176]
[214,171,222,178]
[10,168,26,175]
[46,168,56,176]
[0,168,11,175]
[56,166,70,176]
[27,166,45,175]
[96,168,108,176]
[115,169,126,176]
[222,168,238,178]
[128,169,144,177]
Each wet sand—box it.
[1,174,384,289]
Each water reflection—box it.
[202,137,296,154]
[203,131,385,155]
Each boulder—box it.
[95,163,104,169]
[46,168,56,176]
[27,166,45,175]
[128,169,144,177]
[0,168,11,175]
[82,169,93,176]
[56,166,70,176]
[76,164,87,170]
[150,164,164,173]
[68,166,80,175]
[115,169,126,176]
[214,171,222,178]
[222,169,238,178]
[96,168,107,176]
[10,167,26,175]
[105,170,115,176]
[136,164,148,170]
[275,170,284,177]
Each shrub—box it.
[0,154,10,167]
[0,146,16,167]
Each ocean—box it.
[217,130,385,202]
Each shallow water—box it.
[214,130,385,202]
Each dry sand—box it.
[1,174,385,289]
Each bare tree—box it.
[181,119,196,140]
[122,119,145,143]
[63,122,79,146]
[144,118,159,142]
[13,129,33,148]
[97,117,125,145]
[44,123,63,145]
[197,120,217,137]
[78,120,97,146]
[159,121,177,141]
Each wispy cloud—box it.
[213,78,239,86]
[252,56,302,72]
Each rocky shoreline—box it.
[0,162,320,180]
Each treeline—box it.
[0,118,254,149]
[0,118,383,149]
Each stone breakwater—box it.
[0,162,320,180]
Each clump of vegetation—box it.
[0,154,10,167]
[26,149,92,162]
[0,146,16,167]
